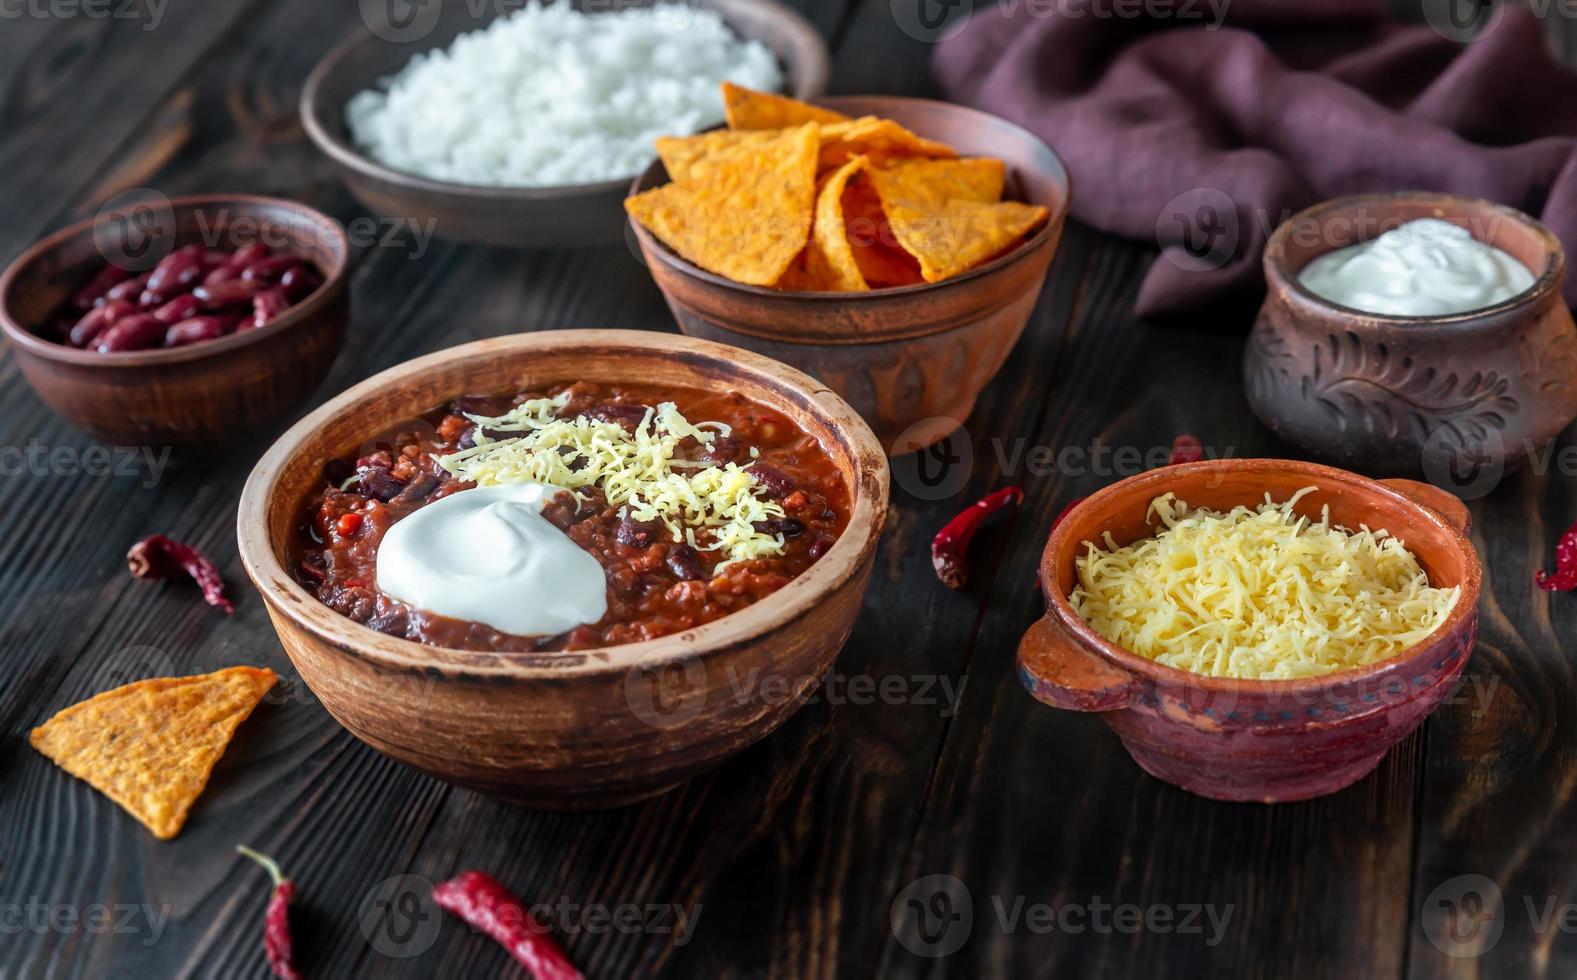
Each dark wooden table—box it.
[3,2,1575,978]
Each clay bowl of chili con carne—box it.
[1018,459,1481,803]
[1243,192,1577,478]
[236,329,888,809]
[628,96,1071,455]
[0,194,350,454]
[301,0,829,249]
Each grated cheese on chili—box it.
[435,395,789,566]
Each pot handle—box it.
[1379,479,1472,535]
[1017,613,1140,712]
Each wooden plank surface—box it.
[1,1,1574,978]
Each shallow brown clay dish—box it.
[1018,458,1480,803]
[301,0,829,249]
[629,96,1071,455]
[237,329,889,809]
[0,195,350,454]
[1244,192,1577,479]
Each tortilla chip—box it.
[778,156,870,292]
[656,129,781,185]
[869,157,1005,205]
[818,117,959,170]
[30,666,276,840]
[841,178,924,287]
[868,162,1049,283]
[627,123,820,286]
[722,81,849,129]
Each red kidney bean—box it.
[250,287,290,327]
[241,255,298,283]
[68,299,133,347]
[358,466,406,502]
[666,544,707,581]
[748,462,795,498]
[104,273,151,305]
[278,265,322,302]
[93,313,165,353]
[699,435,743,464]
[151,294,202,325]
[194,279,263,309]
[54,242,310,353]
[616,512,663,549]
[232,243,269,266]
[164,316,231,347]
[202,262,241,287]
[145,245,204,296]
[753,517,805,538]
[71,264,132,311]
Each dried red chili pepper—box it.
[932,485,1024,590]
[432,871,583,980]
[236,846,301,980]
[1168,434,1203,465]
[1536,518,1577,592]
[126,534,234,614]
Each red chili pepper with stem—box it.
[932,485,1024,590]
[432,871,583,980]
[127,534,234,614]
[236,846,301,980]
[1536,518,1577,591]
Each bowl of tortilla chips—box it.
[626,85,1071,454]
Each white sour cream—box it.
[1297,217,1533,317]
[375,482,607,637]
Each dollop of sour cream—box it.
[376,482,607,637]
[1297,217,1534,317]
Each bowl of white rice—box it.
[302,0,828,248]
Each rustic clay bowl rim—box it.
[236,329,889,680]
[1266,191,1562,330]
[300,0,831,200]
[0,194,351,369]
[627,94,1072,304]
[1038,458,1482,695]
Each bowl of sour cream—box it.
[1244,192,1577,481]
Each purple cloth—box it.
[934,1,1577,317]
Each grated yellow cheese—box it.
[435,394,788,567]
[1070,488,1459,680]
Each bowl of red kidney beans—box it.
[59,242,325,353]
[0,194,351,453]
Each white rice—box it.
[345,2,784,188]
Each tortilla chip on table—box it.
[29,666,276,840]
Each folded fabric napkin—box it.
[935,0,1577,317]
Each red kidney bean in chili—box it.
[54,243,324,353]
[292,382,851,652]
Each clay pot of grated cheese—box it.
[1018,458,1481,803]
